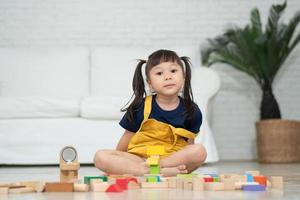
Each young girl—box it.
[94,49,207,177]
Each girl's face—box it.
[147,61,185,97]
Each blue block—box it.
[242,184,266,191]
[246,174,254,182]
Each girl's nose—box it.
[165,73,172,80]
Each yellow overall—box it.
[127,95,197,158]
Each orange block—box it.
[253,176,267,186]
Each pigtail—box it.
[181,56,195,120]
[121,59,147,123]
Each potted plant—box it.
[201,1,300,163]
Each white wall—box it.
[0,0,299,160]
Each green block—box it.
[150,165,160,174]
[213,177,220,182]
[147,176,159,182]
[84,176,108,184]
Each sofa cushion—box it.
[0,97,80,118]
[0,48,89,98]
[90,46,201,97]
[80,96,128,120]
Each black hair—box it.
[121,49,195,123]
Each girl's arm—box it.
[116,130,135,151]
[188,138,195,145]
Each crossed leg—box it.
[94,144,207,177]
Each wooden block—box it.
[74,184,89,192]
[270,176,283,189]
[220,174,242,182]
[183,179,193,190]
[204,182,224,191]
[193,177,204,191]
[167,177,177,188]
[9,187,35,193]
[253,176,267,186]
[60,162,80,170]
[242,184,266,191]
[19,181,45,193]
[84,176,108,184]
[45,182,73,192]
[235,182,259,190]
[149,165,160,174]
[246,170,260,176]
[223,179,236,191]
[91,182,110,192]
[147,156,160,165]
[127,181,141,190]
[90,179,103,184]
[176,178,184,189]
[141,182,168,188]
[0,187,9,194]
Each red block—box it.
[204,177,214,182]
[116,177,138,190]
[105,184,123,192]
[253,176,267,186]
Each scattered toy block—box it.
[45,182,73,192]
[203,177,214,182]
[0,187,9,194]
[193,177,204,191]
[213,177,220,182]
[235,182,259,190]
[84,176,108,184]
[167,177,177,188]
[115,177,138,190]
[127,181,141,190]
[147,156,160,165]
[220,174,242,182]
[146,146,165,156]
[204,182,224,191]
[74,183,89,192]
[149,165,160,174]
[246,170,260,176]
[183,180,193,191]
[19,181,45,192]
[246,174,254,182]
[223,179,236,191]
[9,187,35,194]
[177,173,197,179]
[91,182,110,192]
[176,178,184,189]
[242,184,266,191]
[105,184,123,192]
[147,175,160,183]
[270,176,283,189]
[253,176,267,186]
[142,182,168,188]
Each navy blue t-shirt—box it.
[119,95,202,134]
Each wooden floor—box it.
[0,161,299,200]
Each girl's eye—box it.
[156,72,163,76]
[171,69,177,73]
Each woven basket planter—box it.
[256,119,300,163]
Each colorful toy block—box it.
[242,184,266,191]
[105,184,123,192]
[84,176,108,184]
[149,165,160,174]
[142,182,169,188]
[90,182,109,192]
[253,176,267,186]
[246,174,254,182]
[270,176,283,189]
[74,183,89,192]
[147,156,160,165]
[45,182,73,192]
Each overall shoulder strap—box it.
[143,95,152,120]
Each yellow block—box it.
[146,146,165,156]
[147,156,160,165]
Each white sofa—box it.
[0,46,220,165]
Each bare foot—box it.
[160,164,188,177]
